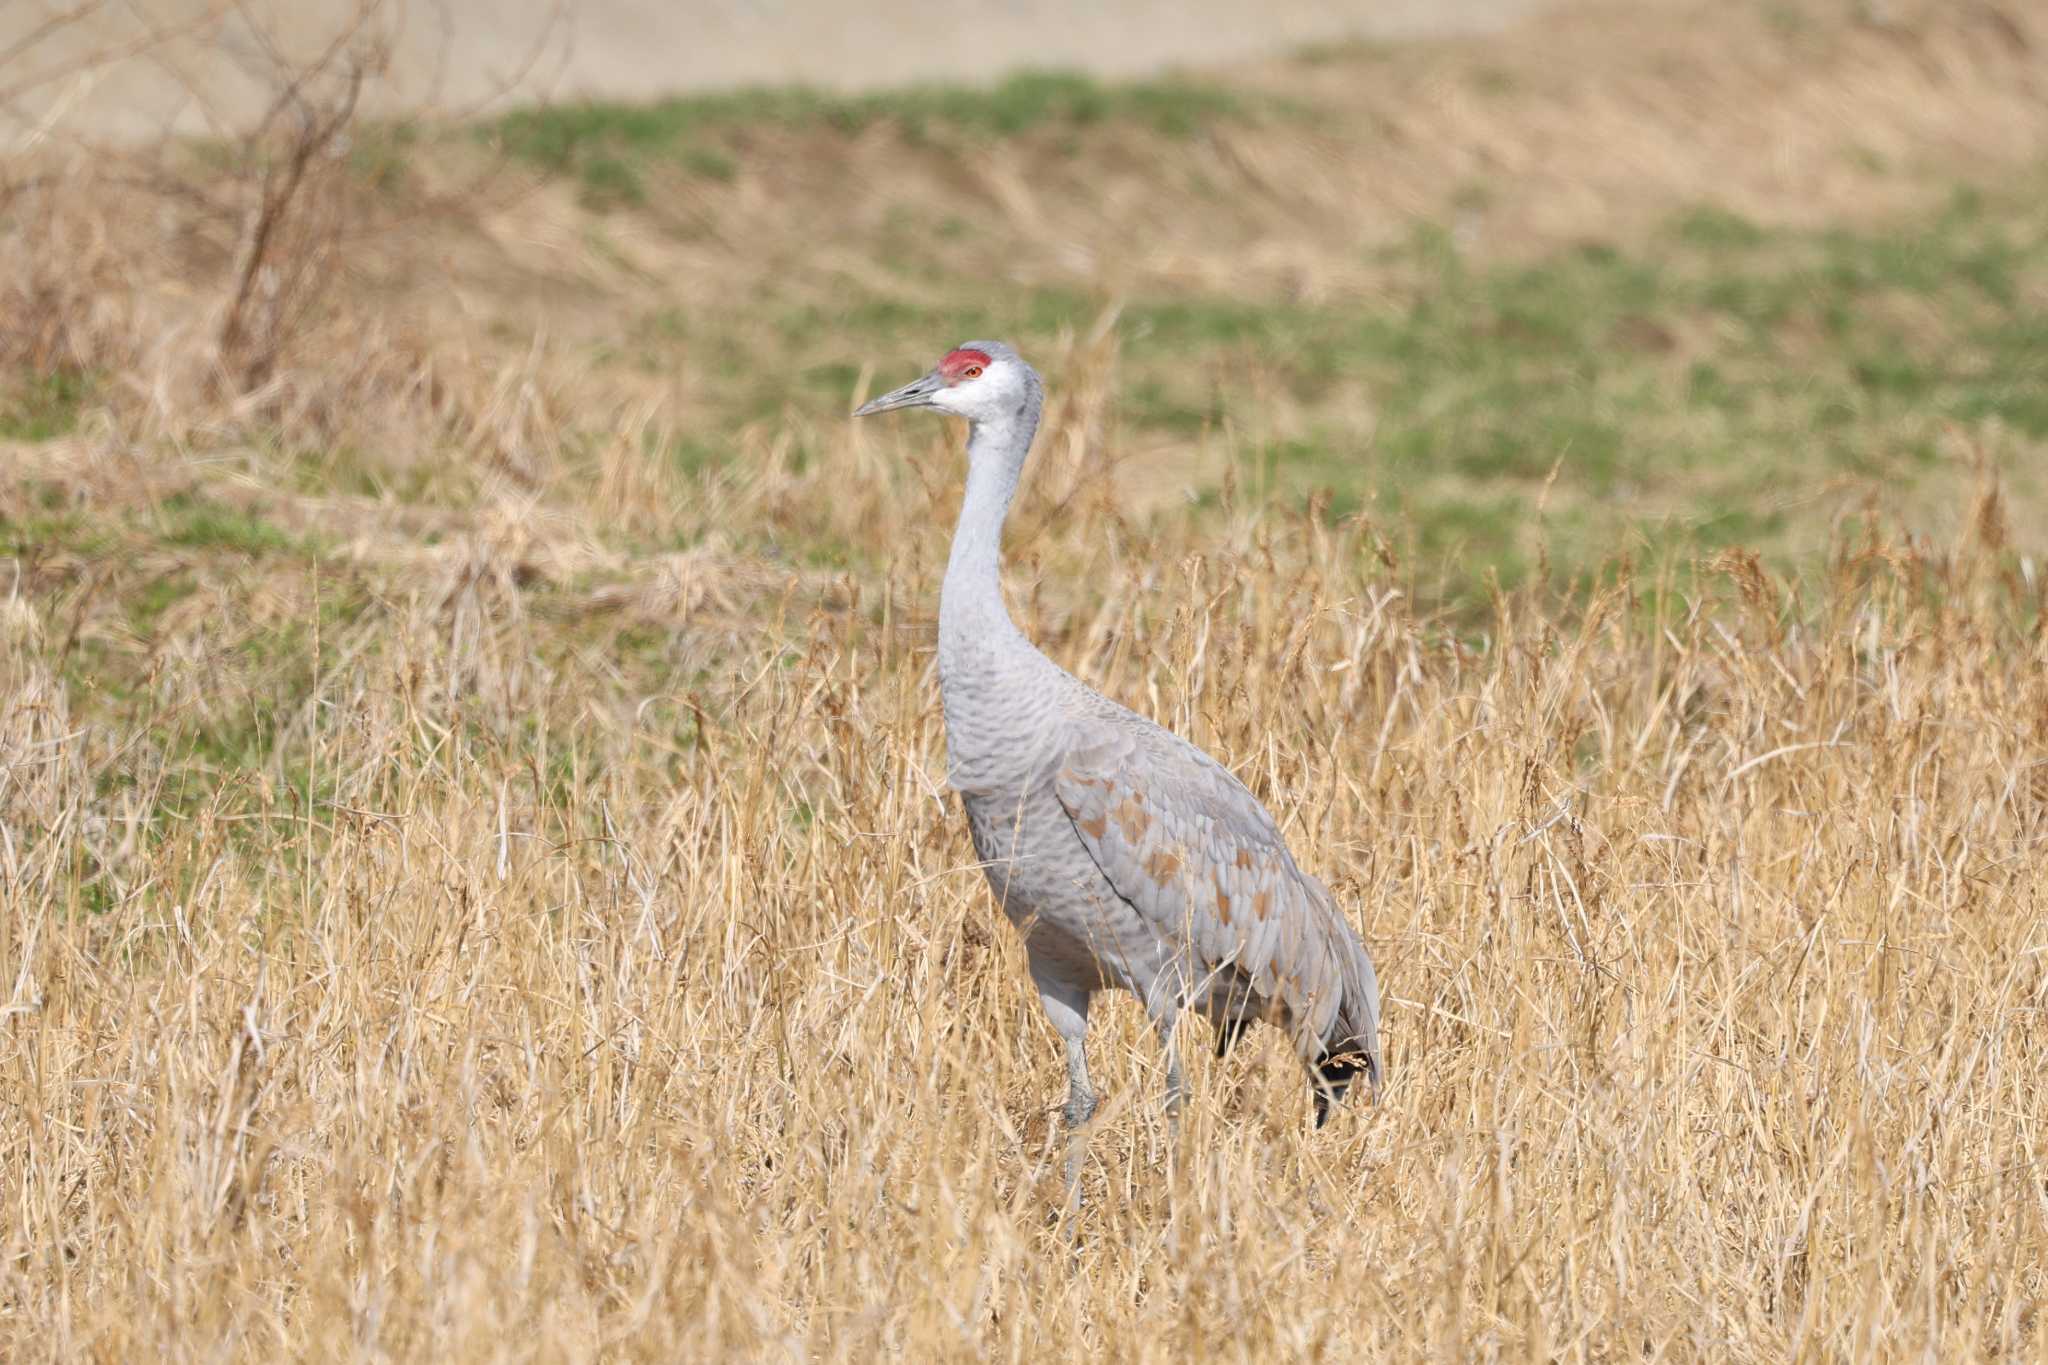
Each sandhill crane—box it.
[856,342,1384,1197]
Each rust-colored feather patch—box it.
[1144,848,1182,884]
[1113,795,1152,841]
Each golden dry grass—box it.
[6,1,2048,1359]
[7,377,2048,1358]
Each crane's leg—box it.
[1141,976,1189,1122]
[1032,969,1094,1221]
[1142,1004,1189,1180]
[1061,1032,1095,1211]
[1154,1010,1187,1121]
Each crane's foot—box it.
[1052,1027,1098,1233]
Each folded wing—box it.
[1051,714,1382,1091]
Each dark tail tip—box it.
[1311,1052,1369,1128]
[1214,1014,1251,1060]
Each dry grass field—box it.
[4,0,2048,1358]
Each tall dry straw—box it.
[3,400,2047,1357]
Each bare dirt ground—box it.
[2,0,1559,142]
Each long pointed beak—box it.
[854,370,943,417]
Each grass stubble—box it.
[4,0,2048,1359]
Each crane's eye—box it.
[962,365,983,379]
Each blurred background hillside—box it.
[4,0,2042,618]
[2,0,1556,139]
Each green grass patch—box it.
[514,164,2048,619]
[576,154,646,209]
[1,508,114,560]
[491,71,1246,208]
[729,182,2044,614]
[158,493,317,558]
[0,369,92,441]
[348,120,421,192]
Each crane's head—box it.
[853,341,1038,428]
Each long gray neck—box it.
[939,411,1036,673]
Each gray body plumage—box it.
[858,341,1384,1154]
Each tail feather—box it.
[1310,928,1385,1126]
[1214,1013,1251,1059]
[1311,1052,1369,1127]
